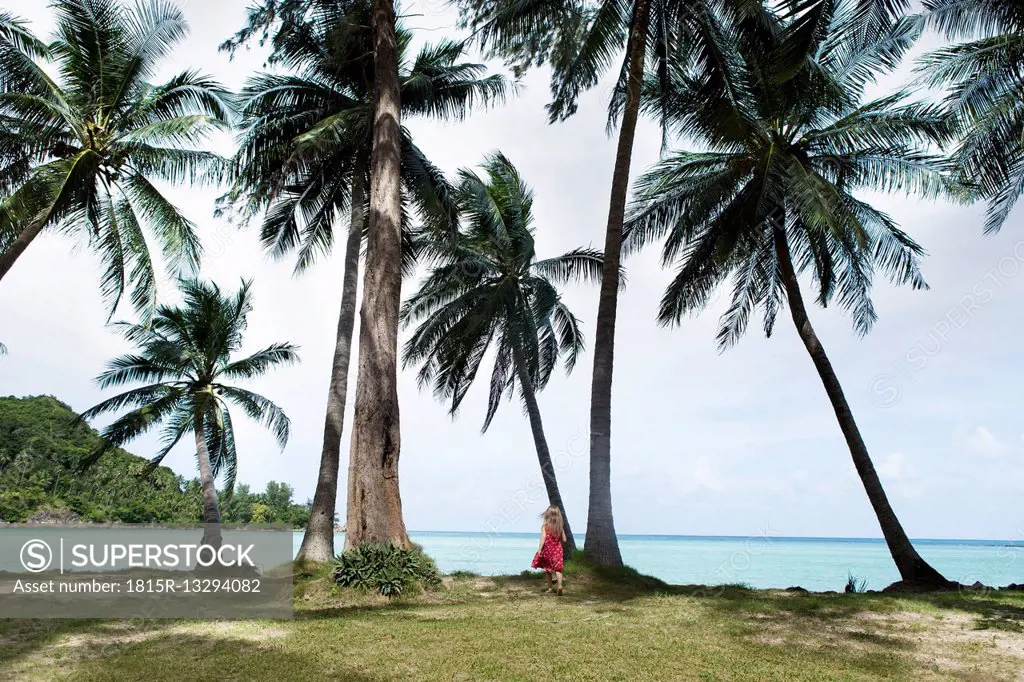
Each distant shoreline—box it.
[300,529,1024,546]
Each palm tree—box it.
[457,0,766,566]
[457,0,922,566]
[622,2,953,588]
[921,0,1024,233]
[230,0,510,562]
[344,0,409,550]
[0,11,48,226]
[402,153,605,555]
[82,279,299,544]
[0,0,231,318]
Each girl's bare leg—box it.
[545,572,553,592]
[555,571,563,595]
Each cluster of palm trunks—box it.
[2,0,1018,591]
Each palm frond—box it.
[217,385,291,451]
[220,343,301,380]
[404,153,595,428]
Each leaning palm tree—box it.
[83,279,299,543]
[623,1,953,588]
[0,0,230,318]
[230,0,510,562]
[921,0,1024,233]
[457,0,921,566]
[402,153,604,555]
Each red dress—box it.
[531,527,564,572]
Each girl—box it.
[531,505,566,595]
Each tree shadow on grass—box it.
[295,599,464,621]
[60,634,380,682]
[678,585,1024,618]
[1,625,382,682]
[680,585,1024,658]
[483,556,675,605]
[0,619,176,674]
[911,589,1024,633]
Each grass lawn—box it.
[2,561,1023,681]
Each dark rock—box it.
[1000,583,1024,591]
[27,507,81,524]
[882,580,960,594]
[784,586,808,593]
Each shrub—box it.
[845,573,868,593]
[448,570,479,579]
[332,541,440,597]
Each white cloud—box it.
[966,426,1006,458]
[876,453,927,499]
[877,452,916,481]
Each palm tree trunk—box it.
[512,346,578,555]
[194,409,222,550]
[345,0,409,550]
[585,0,651,568]
[296,151,369,564]
[0,215,46,282]
[772,222,950,589]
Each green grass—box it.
[2,564,1023,681]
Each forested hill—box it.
[0,396,310,526]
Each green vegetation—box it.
[218,481,311,528]
[83,279,299,534]
[331,541,441,596]
[0,395,310,527]
[922,0,1024,233]
[2,570,1023,680]
[0,0,230,316]
[0,395,201,523]
[847,573,869,594]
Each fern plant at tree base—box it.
[332,542,441,597]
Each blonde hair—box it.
[542,505,564,537]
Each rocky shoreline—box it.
[779,580,1024,595]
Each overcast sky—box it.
[1,0,1022,541]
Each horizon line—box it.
[377,530,1024,544]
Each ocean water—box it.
[294,531,1024,592]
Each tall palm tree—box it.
[0,0,230,318]
[921,0,1024,233]
[622,1,953,588]
[231,0,510,562]
[83,279,299,544]
[457,0,764,566]
[344,0,409,550]
[402,153,605,555]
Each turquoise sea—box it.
[294,531,1024,592]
